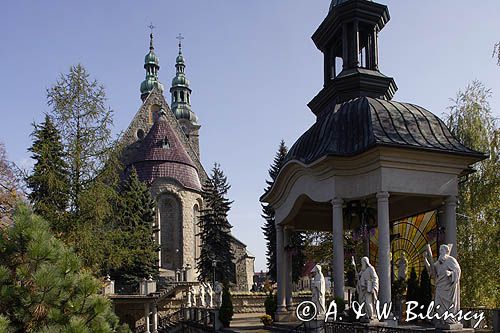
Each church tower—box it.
[140,33,165,102]
[170,36,201,158]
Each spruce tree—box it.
[418,268,432,315]
[111,168,158,286]
[27,114,69,232]
[0,204,129,332]
[262,140,306,282]
[197,163,235,284]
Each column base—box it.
[275,309,295,322]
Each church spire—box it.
[140,30,164,101]
[170,34,199,128]
[170,34,201,158]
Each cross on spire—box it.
[176,33,184,51]
[148,23,156,34]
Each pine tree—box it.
[0,204,129,332]
[197,163,235,284]
[111,168,158,286]
[262,140,306,282]
[27,114,69,232]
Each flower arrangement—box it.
[259,314,273,326]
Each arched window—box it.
[158,194,182,270]
[180,91,185,102]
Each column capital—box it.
[376,191,390,200]
[276,224,284,231]
[331,197,343,207]
[445,196,457,206]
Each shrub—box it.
[219,284,234,327]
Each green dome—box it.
[176,54,185,64]
[172,74,189,86]
[145,51,160,66]
[140,77,164,94]
[174,106,199,125]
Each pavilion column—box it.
[332,198,345,299]
[376,191,391,306]
[152,304,158,333]
[444,196,458,257]
[276,224,287,313]
[284,228,293,310]
[144,303,151,333]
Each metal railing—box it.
[323,322,432,333]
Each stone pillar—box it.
[332,198,344,299]
[276,224,287,314]
[377,192,391,306]
[144,302,151,333]
[444,196,458,257]
[152,304,158,333]
[284,228,293,310]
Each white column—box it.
[276,224,286,312]
[444,196,458,257]
[284,228,293,310]
[152,304,158,333]
[332,198,344,299]
[144,302,151,333]
[376,191,391,306]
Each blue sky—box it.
[1,1,499,271]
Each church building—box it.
[119,33,254,291]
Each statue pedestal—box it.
[435,322,473,333]
[275,310,294,322]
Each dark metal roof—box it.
[285,97,486,165]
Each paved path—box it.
[222,313,274,333]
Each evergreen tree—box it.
[262,140,306,282]
[26,114,69,232]
[111,168,158,286]
[0,142,21,227]
[418,268,432,314]
[197,163,235,284]
[445,80,500,307]
[219,284,234,327]
[0,204,129,332]
[46,64,113,213]
[406,267,419,304]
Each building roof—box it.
[130,110,201,191]
[285,97,486,165]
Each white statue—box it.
[214,281,223,308]
[352,256,379,321]
[204,282,213,308]
[198,283,206,307]
[397,253,408,281]
[187,285,195,307]
[424,244,462,329]
[310,264,326,318]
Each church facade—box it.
[119,33,254,291]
